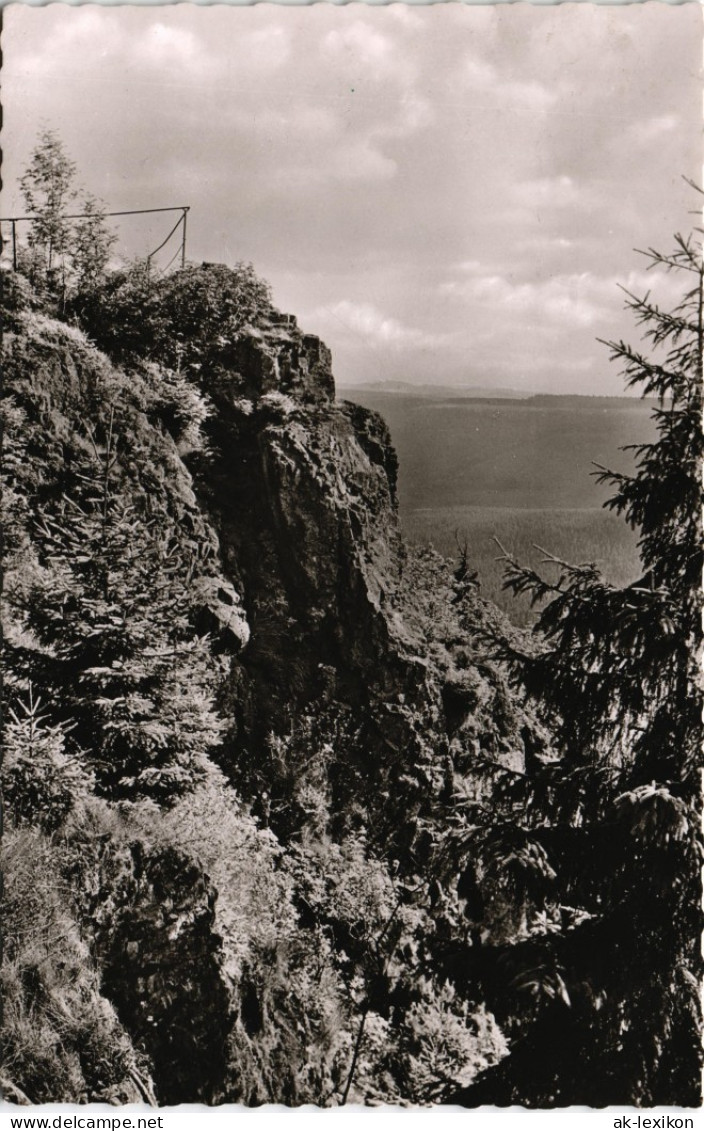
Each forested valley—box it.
[342,388,658,625]
[1,133,701,1108]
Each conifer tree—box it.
[499,226,702,783]
[22,414,225,803]
[3,686,92,833]
[480,219,703,1105]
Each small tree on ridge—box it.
[19,129,77,275]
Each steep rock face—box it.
[184,310,534,841]
[224,316,335,403]
[6,302,532,827]
[188,317,407,747]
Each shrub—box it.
[73,260,273,376]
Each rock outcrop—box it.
[74,837,231,1105]
[182,307,535,840]
[3,268,542,1105]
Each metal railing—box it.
[0,205,190,272]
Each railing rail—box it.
[0,205,190,271]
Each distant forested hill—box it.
[339,390,658,623]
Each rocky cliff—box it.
[2,264,546,1105]
[186,308,539,846]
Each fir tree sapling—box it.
[3,686,92,833]
[22,412,225,803]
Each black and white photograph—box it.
[1,1,702,1112]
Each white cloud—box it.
[441,271,606,327]
[516,237,575,253]
[380,93,434,139]
[311,301,442,350]
[48,8,116,51]
[457,53,556,113]
[135,23,202,67]
[454,260,484,275]
[228,105,338,143]
[238,25,291,72]
[269,136,397,191]
[628,114,680,148]
[3,3,699,396]
[323,22,394,66]
[328,140,397,183]
[619,268,685,308]
[3,8,123,78]
[441,264,685,336]
[510,175,582,211]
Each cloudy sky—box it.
[2,3,701,393]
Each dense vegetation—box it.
[1,133,700,1108]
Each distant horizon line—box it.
[336,380,647,400]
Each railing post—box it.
[181,207,189,269]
